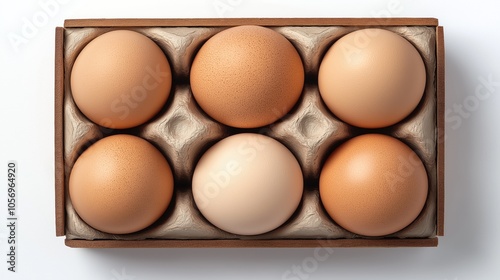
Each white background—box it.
[0,0,499,279]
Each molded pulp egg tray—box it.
[54,18,444,248]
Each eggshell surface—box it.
[69,134,174,234]
[190,25,304,128]
[70,30,172,129]
[192,133,303,235]
[318,28,426,128]
[319,134,428,236]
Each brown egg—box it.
[319,134,428,236]
[71,30,172,129]
[190,25,304,128]
[318,28,426,128]
[69,134,174,234]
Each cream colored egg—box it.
[192,133,303,235]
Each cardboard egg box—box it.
[54,18,445,248]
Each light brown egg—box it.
[71,30,172,129]
[192,133,303,235]
[69,134,174,234]
[319,134,428,236]
[190,25,304,128]
[318,28,426,128]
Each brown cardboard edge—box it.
[56,18,443,246]
[65,238,438,248]
[436,26,445,236]
[55,27,65,237]
[63,17,438,28]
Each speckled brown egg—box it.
[190,25,304,128]
[319,134,428,236]
[70,30,172,129]
[69,134,174,234]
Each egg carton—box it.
[54,18,445,247]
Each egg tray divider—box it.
[55,18,445,248]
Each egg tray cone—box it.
[59,22,438,242]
